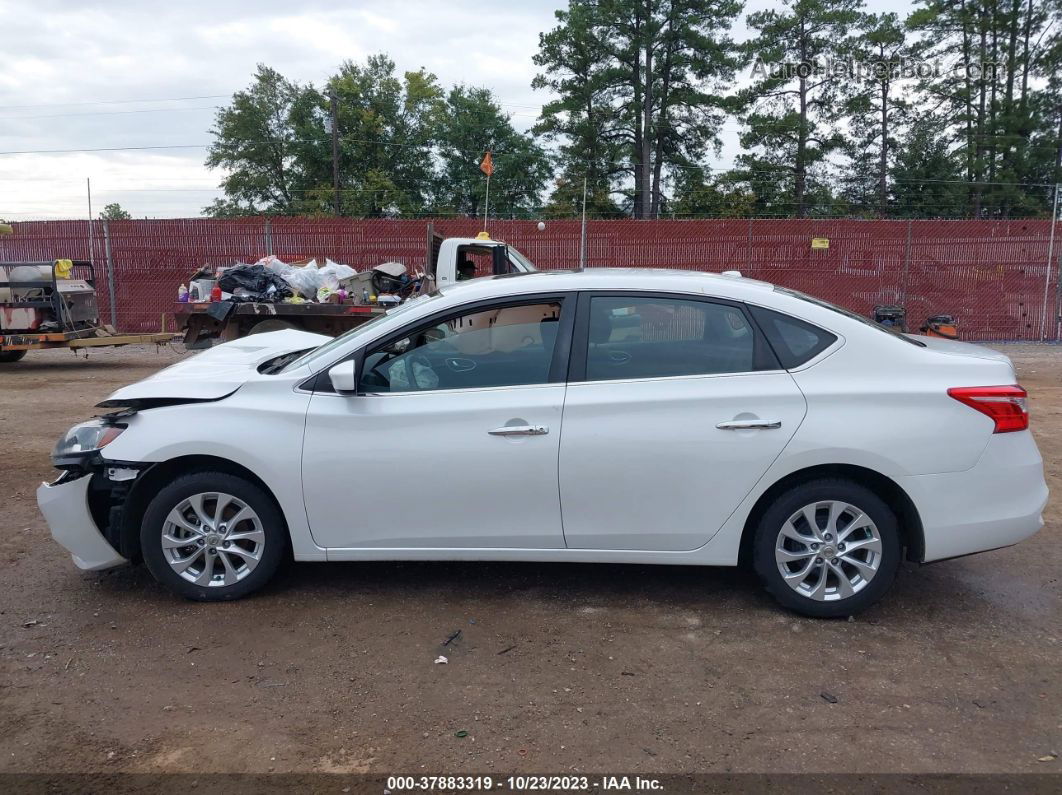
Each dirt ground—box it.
[0,342,1059,777]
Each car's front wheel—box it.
[140,472,287,601]
[752,479,901,618]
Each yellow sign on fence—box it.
[811,237,830,249]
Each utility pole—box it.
[86,177,94,263]
[103,220,117,328]
[579,176,588,270]
[1047,182,1062,340]
[330,90,340,216]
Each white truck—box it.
[423,227,538,288]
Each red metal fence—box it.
[1,217,1059,340]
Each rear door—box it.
[558,292,807,552]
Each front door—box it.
[302,296,573,549]
[559,293,807,552]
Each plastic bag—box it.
[284,266,322,298]
[217,264,292,301]
[317,259,357,291]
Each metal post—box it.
[746,217,753,271]
[329,90,341,216]
[1041,183,1059,340]
[579,176,588,270]
[901,218,913,307]
[263,217,273,255]
[86,177,94,263]
[103,219,117,328]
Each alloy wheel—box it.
[161,492,265,587]
[774,500,883,602]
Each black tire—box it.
[248,319,298,335]
[752,478,901,618]
[140,471,288,601]
[0,350,27,363]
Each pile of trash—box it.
[256,255,358,301]
[180,255,418,307]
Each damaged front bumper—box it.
[37,471,128,570]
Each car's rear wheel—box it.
[752,479,901,618]
[140,472,287,601]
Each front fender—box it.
[101,387,325,561]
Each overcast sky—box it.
[0,0,911,220]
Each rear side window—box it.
[582,296,773,381]
[749,305,837,368]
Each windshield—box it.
[279,292,442,374]
[507,247,537,272]
[773,286,925,347]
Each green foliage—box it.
[432,86,551,218]
[99,203,131,221]
[533,0,627,218]
[670,169,756,218]
[205,57,548,219]
[205,65,316,215]
[534,0,742,219]
[906,0,1060,217]
[838,12,908,215]
[890,116,968,219]
[737,0,864,218]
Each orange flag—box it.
[479,151,494,177]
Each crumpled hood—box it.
[99,329,328,406]
[904,333,1013,364]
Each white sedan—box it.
[37,269,1048,617]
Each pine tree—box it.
[737,0,863,218]
[534,0,741,218]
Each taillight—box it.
[947,385,1029,433]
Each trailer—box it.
[0,260,175,363]
[175,226,538,348]
[177,300,387,349]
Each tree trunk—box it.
[960,1,975,212]
[630,10,645,219]
[987,10,999,210]
[795,17,808,218]
[879,77,889,216]
[971,19,988,218]
[650,19,675,219]
[1055,104,1062,186]
[639,0,654,220]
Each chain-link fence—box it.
[1,217,1059,340]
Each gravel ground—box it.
[0,342,1059,775]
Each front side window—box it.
[360,301,563,393]
[583,296,765,381]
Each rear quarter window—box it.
[749,305,837,368]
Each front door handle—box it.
[488,425,549,437]
[716,419,782,430]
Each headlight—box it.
[52,419,126,464]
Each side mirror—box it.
[328,360,358,394]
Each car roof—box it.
[438,268,776,302]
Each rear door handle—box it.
[488,425,549,437]
[716,419,782,430]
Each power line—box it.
[0,144,210,155]
[0,94,231,111]
[0,106,221,121]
